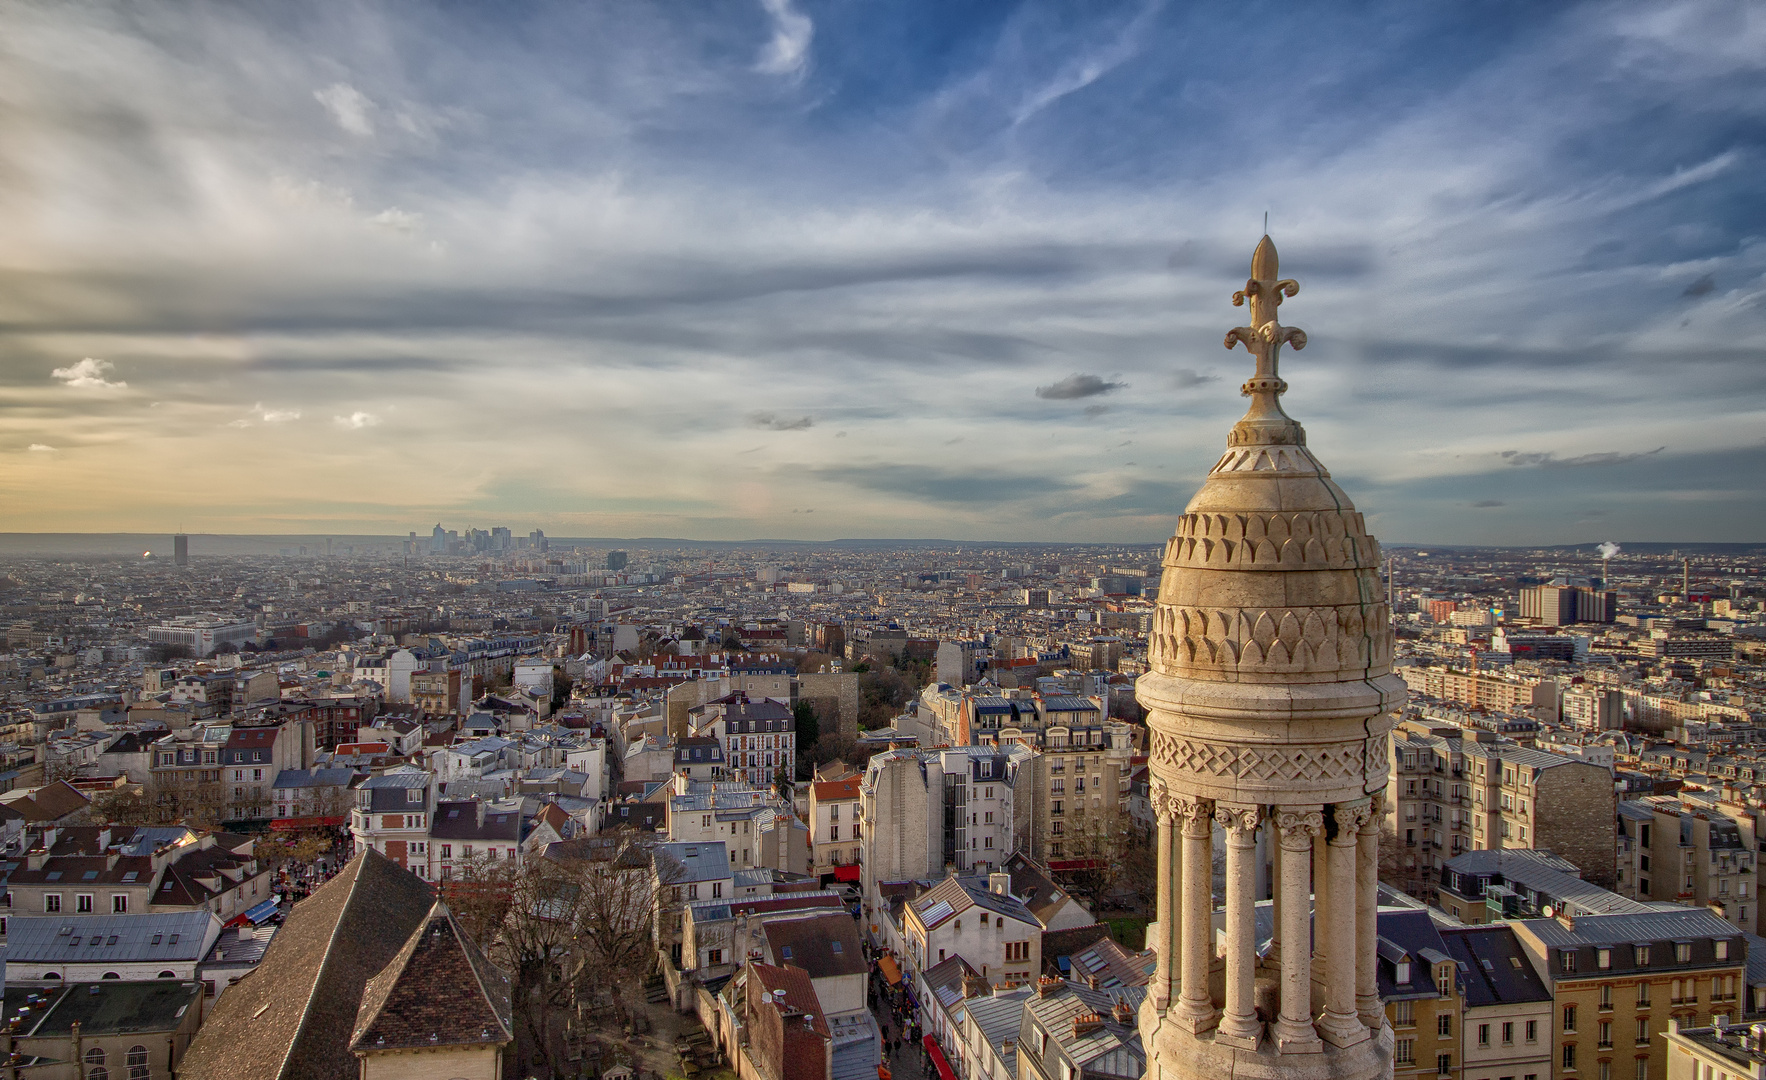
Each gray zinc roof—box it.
[8,910,218,964]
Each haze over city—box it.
[4,1,1763,543]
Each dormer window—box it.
[406,788,423,804]
[1394,960,1411,984]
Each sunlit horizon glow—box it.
[2,2,1763,544]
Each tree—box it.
[88,785,151,825]
[449,836,671,1078]
[792,700,820,749]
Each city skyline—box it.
[3,2,1763,543]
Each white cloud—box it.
[26,444,57,452]
[369,207,422,233]
[255,403,301,423]
[314,82,374,136]
[227,419,252,428]
[333,411,382,429]
[50,358,127,390]
[755,0,812,78]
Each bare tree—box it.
[447,835,672,1078]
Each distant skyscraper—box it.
[606,550,628,571]
[173,533,189,567]
[430,524,446,555]
[529,529,547,553]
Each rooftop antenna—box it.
[1263,211,1269,235]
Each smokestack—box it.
[1683,558,1691,603]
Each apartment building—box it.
[1402,667,1560,719]
[1618,799,1759,933]
[348,769,433,876]
[1388,719,1617,897]
[1512,909,1747,1080]
[1442,925,1554,1080]
[689,693,796,788]
[986,696,1132,868]
[1380,909,1466,1080]
[859,744,1035,908]
[901,874,1042,988]
[808,774,862,880]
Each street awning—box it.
[923,1036,956,1080]
[243,898,280,924]
[833,864,862,883]
[878,954,902,986]
[270,816,344,830]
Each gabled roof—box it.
[350,900,513,1052]
[6,910,218,963]
[762,912,865,979]
[177,847,436,1080]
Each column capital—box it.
[1359,790,1387,830]
[1174,796,1215,836]
[1274,806,1325,850]
[1331,799,1374,844]
[1150,776,1176,825]
[1214,802,1263,834]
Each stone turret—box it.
[1136,236,1404,1080]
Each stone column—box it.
[1215,803,1263,1048]
[1173,796,1218,1031]
[1152,779,1178,1012]
[1267,815,1282,964]
[1273,807,1324,1054]
[1357,792,1385,1027]
[1319,801,1373,1047]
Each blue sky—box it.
[2,0,1763,544]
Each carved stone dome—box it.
[1135,235,1403,808]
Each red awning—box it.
[923,1036,956,1080]
[270,817,345,830]
[834,864,862,883]
[878,954,902,986]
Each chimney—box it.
[1111,999,1135,1025]
[1072,1012,1105,1039]
[989,872,1011,897]
[1036,975,1061,998]
[1557,910,1575,931]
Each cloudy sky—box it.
[3,1,1763,544]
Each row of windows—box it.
[85,1044,151,1080]
[43,894,130,914]
[1561,940,1730,972]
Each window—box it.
[1438,966,1453,995]
[1564,1005,1577,1032]
[1601,1064,1612,1080]
[1439,1014,1453,1037]
[708,948,724,965]
[1563,1045,1576,1072]
[1599,1021,1612,1048]
[1599,949,1612,969]
[87,1047,108,1080]
[112,895,128,914]
[126,1046,148,1080]
[1005,941,1030,962]
[1393,1000,1414,1027]
[1395,1039,1415,1066]
[1502,1021,1514,1045]
[1675,943,1691,963]
[1636,1019,1650,1045]
[1478,1024,1490,1047]
[1635,946,1649,966]
[712,882,723,899]
[830,826,839,841]
[1636,984,1651,1008]
[76,894,93,913]
[1526,1020,1538,1043]
[1438,1053,1452,1076]
[1716,940,1730,960]
[440,844,451,859]
[45,894,61,913]
[1635,1060,1647,1080]
[1562,952,1577,973]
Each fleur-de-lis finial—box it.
[1221,236,1308,447]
